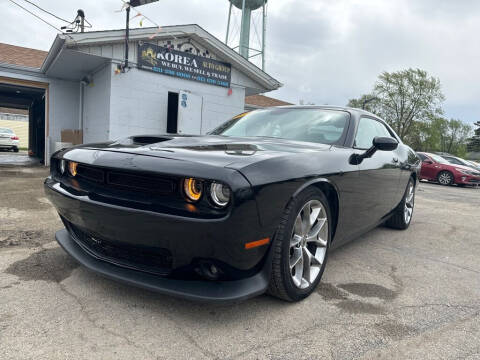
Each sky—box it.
[1,0,479,124]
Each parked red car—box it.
[417,152,480,186]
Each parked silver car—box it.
[440,154,480,172]
[0,127,20,152]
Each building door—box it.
[177,91,203,135]
[167,92,179,133]
[0,79,47,164]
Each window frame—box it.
[353,116,397,150]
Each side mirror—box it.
[349,137,398,165]
[373,137,398,151]
[423,159,433,164]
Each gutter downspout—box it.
[79,82,85,141]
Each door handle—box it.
[393,157,399,163]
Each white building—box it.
[0,25,282,165]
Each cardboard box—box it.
[61,129,83,145]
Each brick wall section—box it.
[0,43,47,68]
[245,95,293,108]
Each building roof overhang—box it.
[43,24,281,91]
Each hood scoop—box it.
[109,135,175,148]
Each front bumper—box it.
[45,174,273,301]
[455,174,480,185]
[56,229,270,302]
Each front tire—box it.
[437,171,453,186]
[386,178,415,230]
[268,188,331,302]
[13,147,19,153]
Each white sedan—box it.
[0,127,20,152]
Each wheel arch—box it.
[437,169,454,184]
[291,179,340,242]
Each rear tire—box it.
[268,188,331,302]
[437,171,453,186]
[386,178,415,230]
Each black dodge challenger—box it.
[45,106,420,302]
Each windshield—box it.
[428,154,449,164]
[456,158,471,166]
[0,128,13,134]
[210,108,349,145]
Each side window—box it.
[417,153,426,161]
[354,117,392,149]
[445,157,461,165]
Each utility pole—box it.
[124,3,130,69]
[122,0,159,71]
[77,9,85,33]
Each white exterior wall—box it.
[108,64,246,140]
[82,64,111,143]
[48,79,80,145]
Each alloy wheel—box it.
[438,172,452,185]
[289,200,328,289]
[404,182,415,224]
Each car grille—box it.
[64,219,173,276]
[75,164,176,195]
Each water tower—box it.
[225,0,268,70]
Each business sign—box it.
[137,42,231,88]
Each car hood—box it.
[77,135,331,170]
[447,163,480,173]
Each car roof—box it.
[273,105,378,117]
[419,152,437,157]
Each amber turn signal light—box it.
[245,238,270,250]
[183,177,203,202]
[68,161,78,177]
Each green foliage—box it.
[467,121,480,153]
[348,68,472,158]
[404,117,471,157]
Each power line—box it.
[20,0,71,24]
[8,0,63,33]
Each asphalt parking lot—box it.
[1,165,479,360]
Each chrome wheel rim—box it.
[404,183,415,224]
[439,172,451,185]
[289,200,328,289]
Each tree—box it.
[403,116,471,157]
[347,94,381,114]
[348,68,445,140]
[467,121,480,153]
[443,119,471,156]
[405,116,447,152]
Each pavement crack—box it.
[395,302,480,311]
[154,308,218,360]
[372,244,480,275]
[56,282,159,359]
[227,316,367,360]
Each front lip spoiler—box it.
[56,229,271,303]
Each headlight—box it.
[59,159,66,174]
[183,178,203,202]
[68,161,78,177]
[210,182,231,207]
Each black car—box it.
[45,106,420,302]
